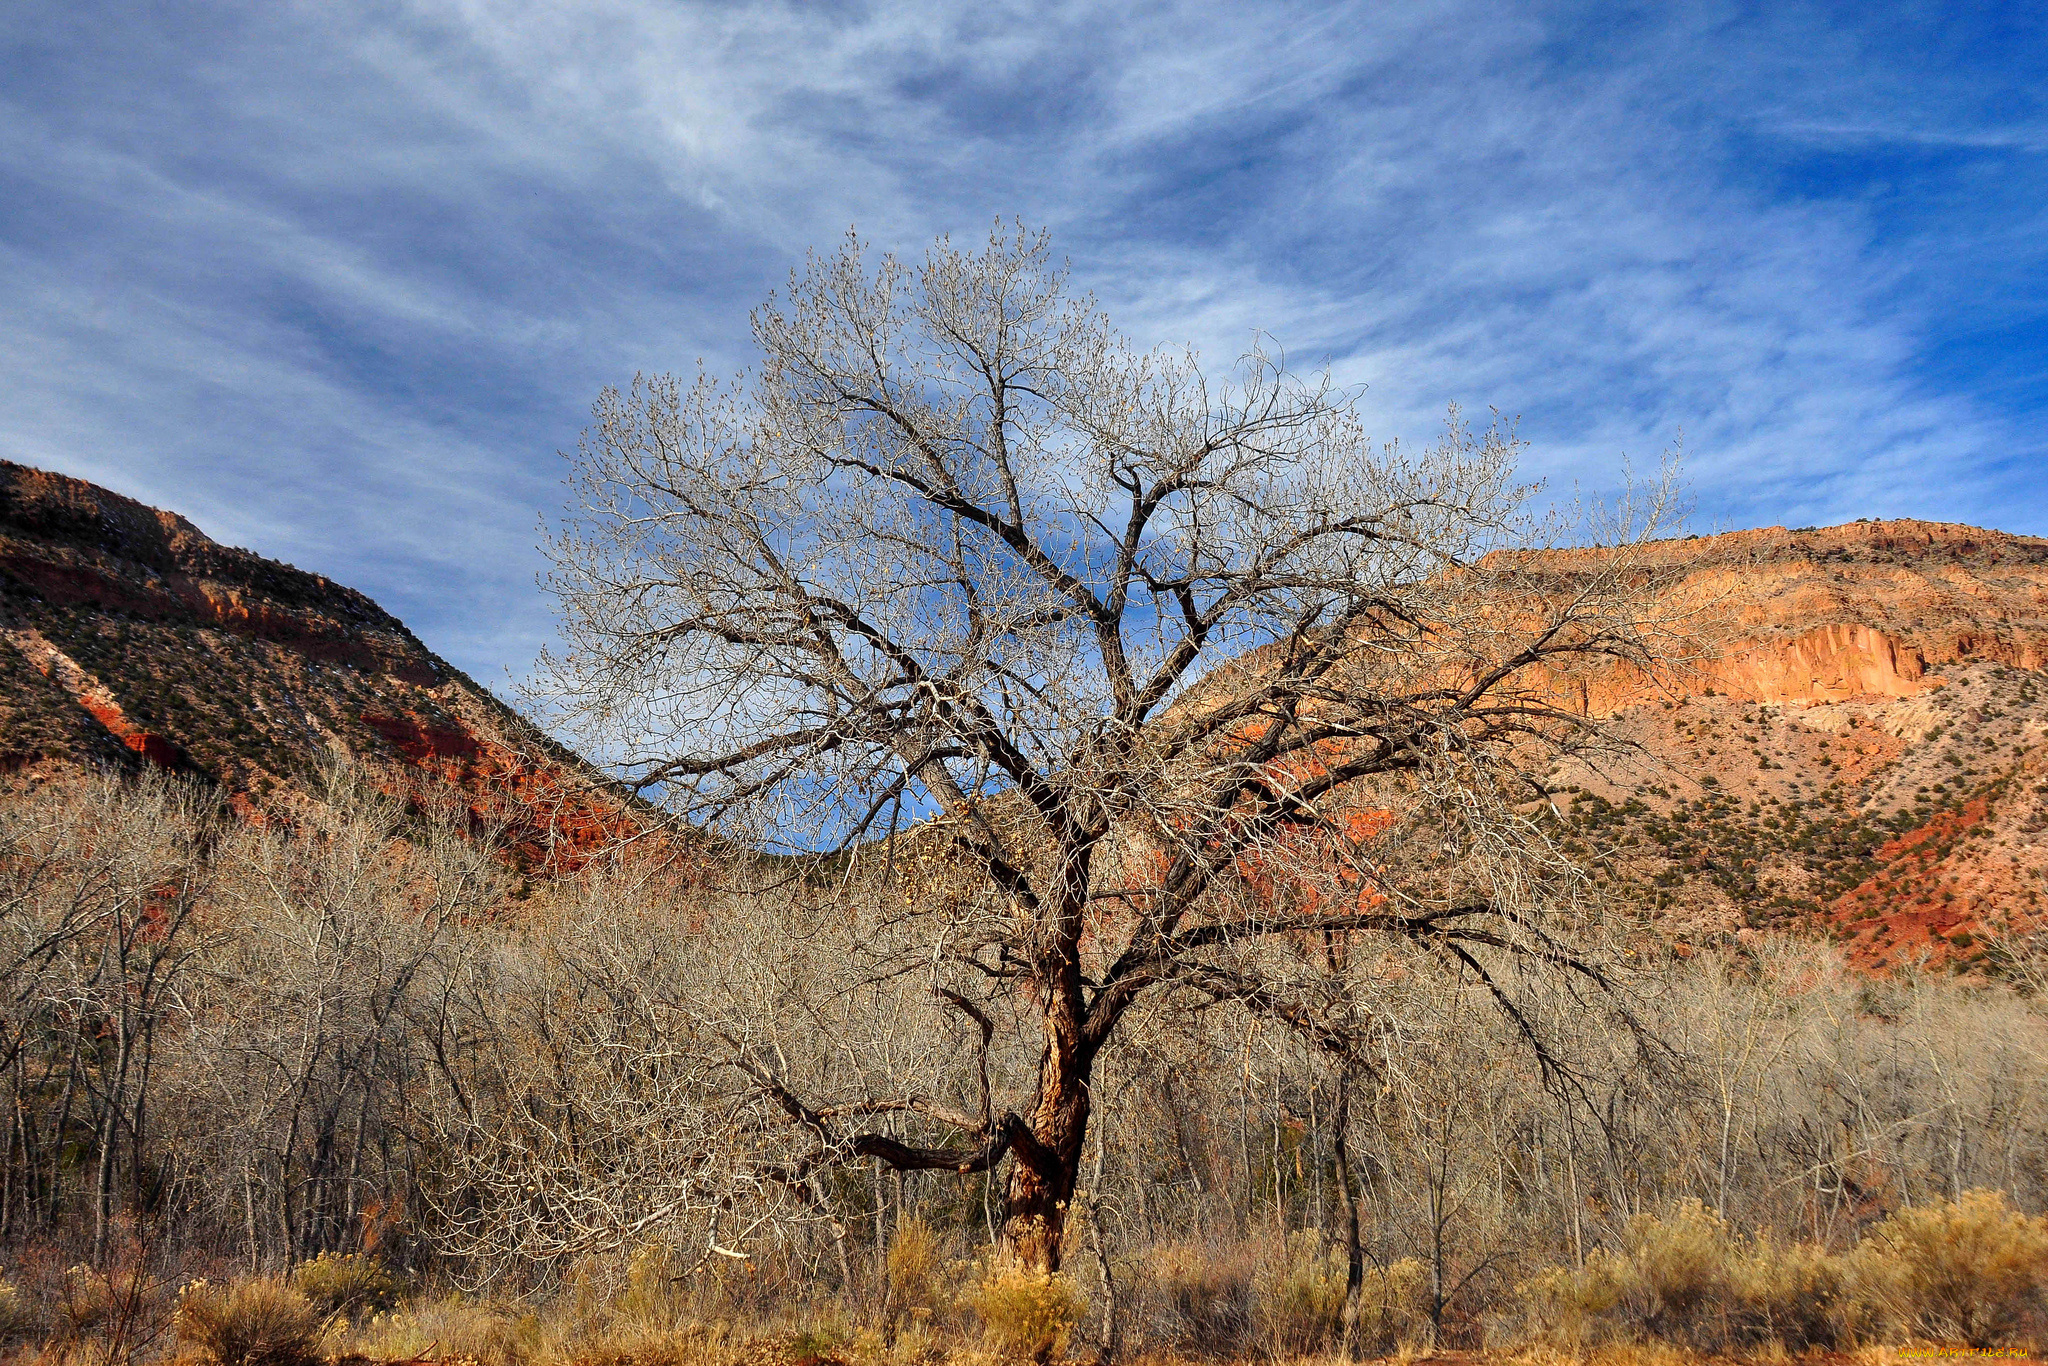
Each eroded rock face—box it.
[0,460,635,868]
[1533,520,2048,973]
[1656,519,2048,703]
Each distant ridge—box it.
[1507,517,2048,708]
[6,459,2046,964]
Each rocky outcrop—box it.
[1534,520,2048,974]
[1706,622,1929,703]
[1643,519,2048,704]
[0,460,638,868]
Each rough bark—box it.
[1001,927,1095,1271]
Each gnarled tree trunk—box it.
[1001,935,1095,1272]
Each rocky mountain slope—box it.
[0,460,634,866]
[1542,518,2048,972]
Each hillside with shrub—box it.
[1522,518,2048,972]
[0,460,637,867]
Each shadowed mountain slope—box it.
[0,459,634,865]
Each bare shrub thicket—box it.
[0,769,2042,1356]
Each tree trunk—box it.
[1334,1072,1365,1357]
[1086,1095,1120,1363]
[1000,962,1093,1272]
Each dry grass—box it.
[7,1195,2044,1366]
[965,1265,1086,1362]
[333,1296,540,1366]
[172,1277,321,1366]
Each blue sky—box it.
[2,0,2043,688]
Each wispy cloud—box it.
[1784,124,2048,153]
[1,0,2043,681]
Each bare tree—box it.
[537,223,1687,1271]
[0,771,214,1256]
[172,762,503,1267]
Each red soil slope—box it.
[1540,519,2048,971]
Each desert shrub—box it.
[1248,1231,1425,1355]
[289,1251,404,1321]
[1522,1201,1746,1350]
[1143,1240,1253,1350]
[1253,1231,1345,1353]
[1617,1198,1733,1344]
[344,1296,538,1366]
[1730,1236,1855,1349]
[1519,1249,1629,1349]
[885,1219,946,1321]
[57,1264,114,1338]
[1353,1258,1428,1352]
[0,1278,32,1341]
[966,1265,1085,1362]
[173,1278,321,1366]
[1855,1189,2048,1347]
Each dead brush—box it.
[337,1296,539,1366]
[172,1277,321,1366]
[1248,1229,1427,1356]
[289,1252,404,1323]
[1853,1188,2048,1348]
[965,1263,1085,1362]
[1141,1240,1254,1353]
[1731,1235,1857,1349]
[1252,1230,1346,1354]
[1616,1198,1734,1346]
[1520,1200,1859,1353]
[883,1219,948,1328]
